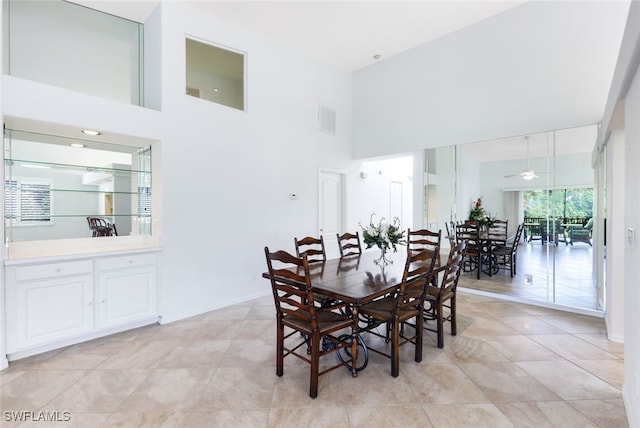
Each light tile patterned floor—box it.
[0,292,627,427]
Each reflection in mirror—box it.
[424,124,600,311]
[4,129,152,243]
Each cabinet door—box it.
[98,267,157,329]
[13,275,94,350]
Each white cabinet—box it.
[5,252,158,359]
[8,261,94,351]
[97,254,157,329]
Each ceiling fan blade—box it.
[504,174,520,178]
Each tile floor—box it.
[0,292,627,427]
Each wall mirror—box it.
[4,128,152,245]
[422,124,601,311]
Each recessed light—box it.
[214,88,219,92]
[20,163,50,169]
[70,143,85,148]
[82,129,101,136]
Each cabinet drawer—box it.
[15,260,93,282]
[99,253,157,271]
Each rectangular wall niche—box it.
[185,38,245,111]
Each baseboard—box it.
[623,383,638,428]
[458,287,605,318]
[158,290,271,324]
[6,317,159,362]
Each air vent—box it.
[318,105,336,135]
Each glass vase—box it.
[374,246,393,266]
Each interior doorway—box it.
[319,170,344,260]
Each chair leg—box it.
[415,309,424,363]
[276,323,284,376]
[309,333,320,399]
[450,295,457,336]
[509,255,514,278]
[391,320,400,377]
[436,300,444,348]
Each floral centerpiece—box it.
[359,213,406,265]
[469,197,496,228]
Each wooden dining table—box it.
[263,248,444,376]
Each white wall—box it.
[352,1,628,159]
[0,1,407,351]
[606,129,625,342]
[156,3,355,322]
[0,0,6,371]
[623,62,640,428]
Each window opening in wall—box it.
[185,37,245,111]
[3,0,143,105]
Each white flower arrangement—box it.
[359,213,406,252]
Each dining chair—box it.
[264,247,357,398]
[488,219,508,245]
[407,228,442,284]
[444,221,457,247]
[455,223,482,279]
[336,231,362,257]
[492,222,525,277]
[294,235,326,263]
[358,246,439,377]
[407,228,442,254]
[423,241,465,348]
[87,216,117,237]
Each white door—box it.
[390,181,403,224]
[319,171,344,259]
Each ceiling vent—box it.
[318,105,336,136]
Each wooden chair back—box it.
[264,248,318,328]
[336,231,362,257]
[455,223,480,256]
[407,228,441,255]
[438,241,465,296]
[398,247,440,311]
[294,235,326,263]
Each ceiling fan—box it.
[504,136,540,180]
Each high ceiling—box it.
[73,0,526,71]
[72,1,630,157]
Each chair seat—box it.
[425,285,453,302]
[360,296,421,323]
[491,245,512,255]
[283,309,353,333]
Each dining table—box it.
[477,232,510,276]
[263,248,443,376]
